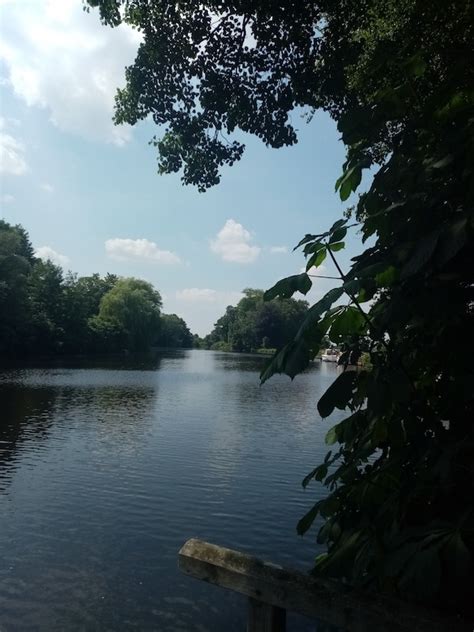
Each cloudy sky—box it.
[0,0,364,336]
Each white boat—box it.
[321,348,340,362]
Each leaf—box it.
[342,278,360,295]
[443,532,471,581]
[328,241,345,252]
[432,154,454,169]
[260,338,312,383]
[329,219,347,233]
[294,287,344,341]
[317,370,357,418]
[336,162,365,201]
[404,53,427,77]
[297,500,324,535]
[329,227,347,243]
[264,273,312,301]
[316,531,363,573]
[375,265,398,287]
[401,229,441,279]
[329,306,366,338]
[437,217,468,265]
[399,545,441,599]
[339,177,354,201]
[260,345,289,383]
[306,247,327,270]
[294,234,318,250]
[325,425,339,445]
[302,463,328,488]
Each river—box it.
[0,350,340,631]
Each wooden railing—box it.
[178,539,471,632]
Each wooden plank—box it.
[247,597,286,632]
[178,538,471,632]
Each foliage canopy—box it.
[203,288,308,353]
[88,0,474,616]
[0,221,193,355]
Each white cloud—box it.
[0,0,141,145]
[0,118,28,175]
[105,238,181,265]
[269,246,288,254]
[1,194,15,204]
[170,288,244,335]
[175,288,243,304]
[210,219,260,263]
[35,245,70,267]
[40,182,54,193]
[176,288,219,302]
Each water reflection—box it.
[0,384,58,492]
[0,351,163,372]
[0,350,339,631]
[0,365,160,492]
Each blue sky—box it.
[0,0,364,336]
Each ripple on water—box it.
[0,351,341,631]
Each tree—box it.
[62,272,118,353]
[88,0,474,614]
[94,278,162,352]
[205,289,308,353]
[28,259,65,353]
[156,313,193,348]
[0,220,33,353]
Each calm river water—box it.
[0,350,340,631]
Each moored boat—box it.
[321,348,340,362]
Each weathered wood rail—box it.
[179,539,471,632]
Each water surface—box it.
[0,350,340,631]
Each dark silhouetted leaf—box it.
[318,371,357,418]
[297,500,324,535]
[264,273,312,301]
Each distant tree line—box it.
[1,221,311,357]
[0,220,193,356]
[201,288,309,353]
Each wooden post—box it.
[247,597,286,632]
[178,538,472,632]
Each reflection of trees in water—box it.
[0,363,161,491]
[0,351,163,372]
[212,352,266,373]
[55,384,158,458]
[0,383,58,492]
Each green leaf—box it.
[336,162,364,201]
[294,234,317,250]
[325,425,339,445]
[328,241,345,252]
[329,227,347,243]
[317,370,357,418]
[329,306,366,338]
[404,53,427,77]
[339,177,353,201]
[306,247,327,271]
[264,273,312,301]
[329,219,347,233]
[375,265,398,287]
